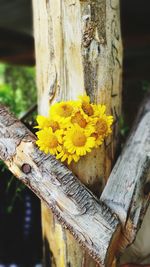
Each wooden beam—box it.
[0,104,120,267]
[101,95,150,253]
[32,0,122,265]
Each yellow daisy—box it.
[91,132,103,148]
[92,104,106,117]
[35,115,51,129]
[70,110,95,134]
[78,95,95,117]
[79,95,108,119]
[35,95,114,161]
[49,101,78,124]
[82,101,94,117]
[94,114,113,138]
[36,128,63,155]
[64,125,95,156]
[78,94,90,103]
[35,115,60,132]
[56,147,79,165]
[71,111,87,128]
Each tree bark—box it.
[32,0,122,266]
[101,95,150,264]
[0,104,121,267]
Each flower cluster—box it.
[35,95,113,165]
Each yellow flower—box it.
[36,128,63,155]
[49,101,77,124]
[82,101,94,117]
[78,95,95,117]
[92,104,106,117]
[70,110,95,133]
[64,125,95,156]
[79,95,107,119]
[35,115,60,132]
[56,147,79,165]
[71,111,87,128]
[78,95,90,103]
[35,95,114,163]
[94,115,113,138]
[91,132,103,148]
[35,115,51,129]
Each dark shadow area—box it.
[121,0,150,128]
[0,0,34,65]
[0,181,42,266]
[0,64,42,266]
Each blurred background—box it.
[0,0,150,266]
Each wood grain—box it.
[32,0,122,265]
[0,104,121,267]
[0,95,149,266]
[101,96,150,253]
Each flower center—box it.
[72,132,87,147]
[48,135,58,148]
[49,120,60,132]
[71,112,87,128]
[91,132,98,140]
[82,102,94,116]
[95,119,108,135]
[58,104,73,117]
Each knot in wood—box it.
[143,182,150,195]
[21,163,31,174]
[82,22,96,48]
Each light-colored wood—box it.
[0,104,121,266]
[32,0,122,266]
[101,96,150,256]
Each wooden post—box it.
[32,0,122,266]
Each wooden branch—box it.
[0,104,120,267]
[101,95,150,252]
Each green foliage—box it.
[0,63,37,212]
[142,80,150,93]
[119,115,129,138]
[0,64,36,116]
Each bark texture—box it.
[32,0,122,266]
[101,96,150,260]
[0,96,149,266]
[0,104,121,267]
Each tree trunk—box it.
[32,0,122,266]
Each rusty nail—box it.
[21,163,31,174]
[143,182,150,195]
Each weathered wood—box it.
[0,95,149,265]
[32,0,122,265]
[0,104,121,267]
[101,95,150,255]
[119,205,150,265]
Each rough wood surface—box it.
[119,205,150,265]
[32,0,122,266]
[0,104,121,267]
[101,96,150,255]
[0,98,149,266]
